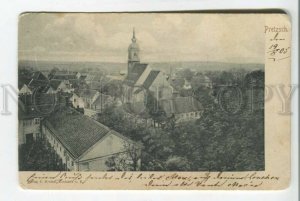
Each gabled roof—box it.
[143,70,160,89]
[31,71,48,81]
[54,71,77,76]
[91,93,114,107]
[18,77,32,89]
[52,74,77,80]
[18,93,62,120]
[124,63,148,86]
[49,80,63,90]
[29,78,49,87]
[85,73,105,82]
[159,96,203,117]
[44,107,116,158]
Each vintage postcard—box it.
[18,12,291,190]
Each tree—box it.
[181,69,194,81]
[105,142,141,171]
[165,156,191,171]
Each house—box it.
[19,71,49,95]
[159,96,203,123]
[52,74,77,81]
[71,89,115,117]
[19,84,32,95]
[18,96,43,145]
[71,89,100,109]
[31,71,48,81]
[42,107,142,171]
[85,93,115,117]
[46,79,74,93]
[18,93,62,145]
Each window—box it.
[34,118,40,125]
[71,161,74,166]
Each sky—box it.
[19,13,265,63]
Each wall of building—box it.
[149,73,173,100]
[41,122,140,171]
[19,85,32,95]
[71,94,85,109]
[79,132,126,162]
[77,155,110,171]
[19,118,41,145]
[175,111,202,123]
[84,108,99,118]
[42,124,75,171]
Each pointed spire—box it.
[132,27,136,42]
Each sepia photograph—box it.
[18,13,266,173]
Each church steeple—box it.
[132,28,136,43]
[128,28,140,74]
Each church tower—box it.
[128,28,140,75]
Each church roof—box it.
[143,70,160,89]
[124,63,148,86]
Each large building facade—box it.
[42,107,142,171]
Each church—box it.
[123,29,173,106]
[122,29,203,123]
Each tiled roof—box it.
[52,74,77,80]
[124,63,148,86]
[54,71,77,76]
[31,71,48,81]
[143,70,160,89]
[49,80,63,90]
[18,77,32,89]
[44,107,112,158]
[28,79,49,90]
[18,94,62,120]
[91,93,114,108]
[85,73,104,82]
[159,96,203,117]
